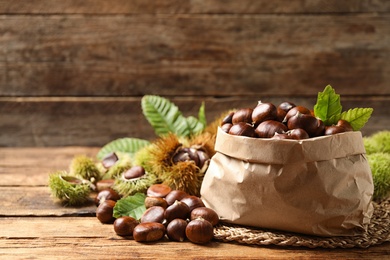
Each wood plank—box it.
[0,97,388,147]
[1,0,389,14]
[0,186,97,216]
[1,14,389,97]
[0,147,100,186]
[0,217,389,259]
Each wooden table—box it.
[1,147,389,259]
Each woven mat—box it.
[214,198,390,248]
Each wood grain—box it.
[1,147,389,259]
[0,2,389,147]
[1,14,389,97]
[0,96,388,146]
[1,0,390,14]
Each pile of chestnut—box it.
[95,183,219,244]
[221,101,353,139]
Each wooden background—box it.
[1,0,389,147]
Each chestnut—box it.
[336,119,353,131]
[287,112,323,137]
[166,218,188,242]
[271,133,292,139]
[232,108,253,124]
[94,188,121,206]
[221,123,233,133]
[144,196,168,209]
[255,120,288,138]
[164,200,190,223]
[96,179,115,192]
[252,102,278,126]
[185,217,214,244]
[278,101,296,113]
[190,207,219,226]
[147,184,172,198]
[221,111,234,125]
[324,125,347,135]
[283,106,311,123]
[287,128,309,140]
[101,152,119,169]
[141,206,165,224]
[133,222,166,242]
[165,190,188,206]
[96,199,116,224]
[228,122,256,137]
[123,166,145,180]
[181,196,205,212]
[196,150,210,169]
[276,101,296,122]
[113,216,138,236]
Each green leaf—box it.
[186,116,205,135]
[314,85,343,125]
[113,193,146,220]
[198,102,207,127]
[142,95,191,137]
[340,108,373,131]
[97,138,150,161]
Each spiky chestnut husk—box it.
[103,153,133,179]
[48,171,91,206]
[113,172,158,197]
[70,155,101,184]
[367,152,390,201]
[364,131,390,155]
[134,134,212,196]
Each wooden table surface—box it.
[1,147,389,259]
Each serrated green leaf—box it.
[142,95,191,137]
[113,193,146,220]
[340,108,373,131]
[314,85,343,125]
[97,138,150,161]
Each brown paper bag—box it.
[201,127,374,236]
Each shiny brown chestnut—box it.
[123,166,145,180]
[164,200,190,223]
[336,119,353,131]
[147,184,172,198]
[228,122,256,137]
[255,120,288,138]
[165,190,189,206]
[221,123,233,133]
[287,128,310,140]
[95,188,121,206]
[180,196,205,212]
[324,125,347,135]
[190,207,219,226]
[144,196,168,209]
[96,199,116,224]
[252,102,278,126]
[113,216,139,236]
[140,206,165,224]
[185,217,214,244]
[166,218,188,242]
[232,108,253,124]
[221,111,234,125]
[283,106,311,123]
[276,101,296,122]
[287,112,323,137]
[133,222,166,242]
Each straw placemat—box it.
[214,198,390,248]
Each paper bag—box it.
[201,127,374,236]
